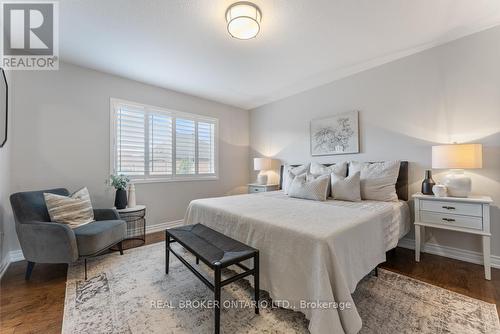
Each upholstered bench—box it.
[165,223,260,334]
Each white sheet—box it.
[184,191,410,334]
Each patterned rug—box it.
[63,242,500,333]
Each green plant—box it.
[108,174,130,190]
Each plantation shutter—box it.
[116,105,146,175]
[175,118,196,175]
[149,112,173,175]
[197,121,215,174]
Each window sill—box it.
[130,175,219,184]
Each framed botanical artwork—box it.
[310,111,359,156]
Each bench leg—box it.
[165,231,170,275]
[196,257,199,265]
[254,252,260,314]
[214,266,221,334]
[25,261,35,280]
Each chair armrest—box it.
[17,221,78,263]
[93,208,120,221]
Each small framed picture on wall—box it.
[310,110,359,156]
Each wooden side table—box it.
[112,205,146,250]
[413,193,493,280]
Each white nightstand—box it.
[413,193,493,280]
[248,184,279,194]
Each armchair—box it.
[10,188,126,280]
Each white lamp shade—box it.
[432,144,482,169]
[254,157,272,171]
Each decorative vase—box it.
[128,183,136,208]
[432,184,447,197]
[114,188,128,209]
[421,170,435,195]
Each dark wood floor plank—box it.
[2,233,499,333]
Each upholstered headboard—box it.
[279,161,409,201]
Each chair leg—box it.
[118,241,124,255]
[84,258,88,280]
[25,261,35,280]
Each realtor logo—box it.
[1,1,59,70]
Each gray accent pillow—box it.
[349,161,400,201]
[44,187,95,228]
[282,163,310,194]
[331,171,361,202]
[288,173,330,201]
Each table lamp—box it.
[254,157,272,185]
[432,143,482,197]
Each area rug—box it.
[63,242,500,334]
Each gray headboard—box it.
[279,161,409,201]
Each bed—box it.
[184,162,410,334]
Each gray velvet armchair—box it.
[10,188,126,280]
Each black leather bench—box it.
[165,223,260,334]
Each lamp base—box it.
[443,169,471,197]
[257,173,268,185]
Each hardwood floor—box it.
[1,233,499,333]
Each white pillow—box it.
[310,161,347,177]
[282,163,310,194]
[331,171,361,202]
[349,161,400,201]
[288,173,330,201]
[310,161,348,197]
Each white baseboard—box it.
[0,249,25,279]
[146,219,184,234]
[398,237,500,269]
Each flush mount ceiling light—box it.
[225,2,262,40]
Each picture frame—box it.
[0,68,7,148]
[310,110,359,156]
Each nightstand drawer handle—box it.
[442,218,456,222]
[442,206,456,210]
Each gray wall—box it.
[250,26,500,257]
[0,69,13,273]
[6,62,249,254]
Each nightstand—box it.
[413,193,493,280]
[248,184,279,194]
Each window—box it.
[111,99,218,181]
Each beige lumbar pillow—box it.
[44,187,94,228]
[331,171,361,202]
[288,173,330,201]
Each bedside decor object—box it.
[310,111,359,156]
[128,182,136,208]
[413,193,493,280]
[421,170,435,195]
[111,205,146,250]
[109,174,130,209]
[248,183,279,193]
[0,68,7,148]
[432,144,482,197]
[254,157,272,185]
[432,184,447,197]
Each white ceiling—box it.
[60,0,500,110]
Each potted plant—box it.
[108,174,130,209]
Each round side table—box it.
[112,205,146,250]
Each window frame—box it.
[110,98,219,183]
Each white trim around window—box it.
[110,98,219,183]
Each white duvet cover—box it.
[184,191,410,334]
